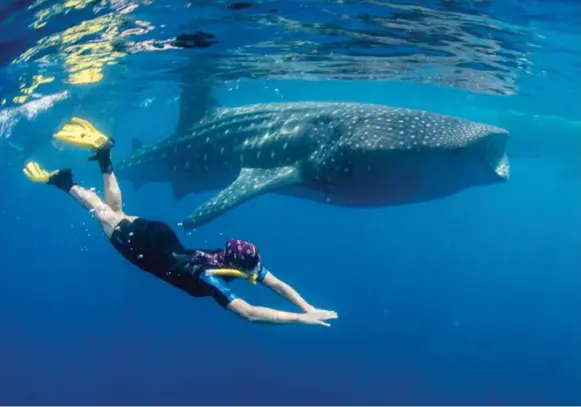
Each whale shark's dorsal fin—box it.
[181,166,302,229]
[173,77,219,138]
[131,138,143,153]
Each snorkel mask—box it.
[245,258,262,284]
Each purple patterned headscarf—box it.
[222,238,260,271]
[193,239,260,271]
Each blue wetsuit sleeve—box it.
[198,272,239,308]
[256,266,269,283]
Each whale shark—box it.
[115,101,510,229]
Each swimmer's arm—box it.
[201,272,320,325]
[259,269,314,313]
[227,298,318,325]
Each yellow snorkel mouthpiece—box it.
[207,268,258,285]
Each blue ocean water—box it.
[0,1,580,405]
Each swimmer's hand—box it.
[306,306,336,315]
[298,309,338,327]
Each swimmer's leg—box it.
[102,171,122,213]
[45,167,126,238]
[69,183,127,238]
[91,145,123,213]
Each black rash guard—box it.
[109,218,240,307]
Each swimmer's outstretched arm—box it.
[201,271,336,326]
[226,298,337,327]
[259,270,315,312]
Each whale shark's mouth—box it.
[485,131,510,181]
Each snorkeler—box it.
[23,118,338,327]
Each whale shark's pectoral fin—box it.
[181,166,302,229]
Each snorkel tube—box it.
[205,268,259,285]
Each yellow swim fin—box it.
[23,161,74,191]
[207,268,258,285]
[23,161,59,184]
[53,117,110,150]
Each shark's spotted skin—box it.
[115,102,510,229]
